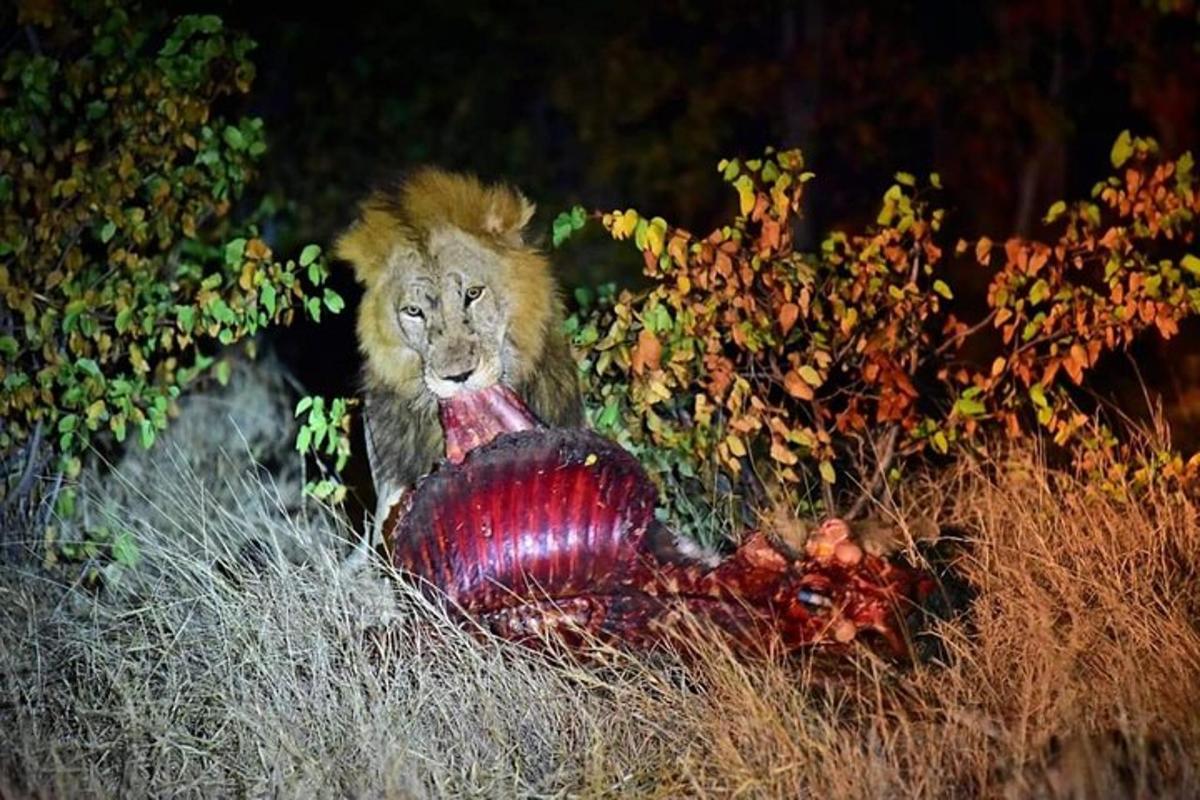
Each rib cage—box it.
[390,409,939,659]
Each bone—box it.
[438,383,542,464]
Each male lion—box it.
[335,168,583,546]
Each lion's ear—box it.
[482,187,536,245]
[334,202,402,287]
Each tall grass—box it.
[2,363,1198,798]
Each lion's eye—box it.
[400,305,424,319]
[464,286,485,304]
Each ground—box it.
[2,357,1197,798]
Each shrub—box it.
[0,4,338,539]
[564,136,1200,531]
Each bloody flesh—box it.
[388,385,938,658]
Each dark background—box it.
[173,0,1200,456]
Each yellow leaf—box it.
[798,365,822,387]
[613,210,640,240]
[819,461,836,483]
[1110,130,1133,169]
[85,400,106,428]
[238,263,256,291]
[726,433,747,458]
[734,175,756,216]
[840,306,859,335]
[646,217,668,257]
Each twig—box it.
[4,421,44,512]
[932,309,998,358]
[848,423,899,520]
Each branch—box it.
[932,309,999,358]
[847,423,899,520]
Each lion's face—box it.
[373,227,525,400]
[337,168,561,407]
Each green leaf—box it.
[932,279,954,300]
[139,419,155,449]
[111,530,140,568]
[55,488,77,519]
[552,212,575,247]
[1110,130,1133,169]
[111,413,127,442]
[100,221,116,243]
[261,282,277,316]
[819,461,836,484]
[214,359,231,386]
[223,125,246,150]
[1181,254,1200,278]
[0,336,17,358]
[295,396,314,417]
[954,396,986,417]
[296,426,312,453]
[633,218,650,250]
[224,238,246,266]
[299,244,321,267]
[573,286,594,310]
[323,288,345,313]
[115,307,134,333]
[58,414,78,434]
[597,399,620,429]
[931,430,949,454]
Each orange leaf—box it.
[1063,344,1086,384]
[784,370,814,400]
[1004,238,1023,269]
[631,328,662,376]
[770,438,799,465]
[975,236,993,264]
[778,302,800,336]
[761,219,782,251]
[667,235,689,267]
[245,238,271,260]
[1028,249,1049,274]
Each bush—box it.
[0,3,338,536]
[565,136,1200,533]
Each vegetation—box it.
[564,137,1200,541]
[2,384,1196,796]
[3,3,1199,797]
[0,3,339,549]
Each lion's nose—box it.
[444,369,474,383]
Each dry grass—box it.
[2,365,1198,798]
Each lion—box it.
[334,168,583,546]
